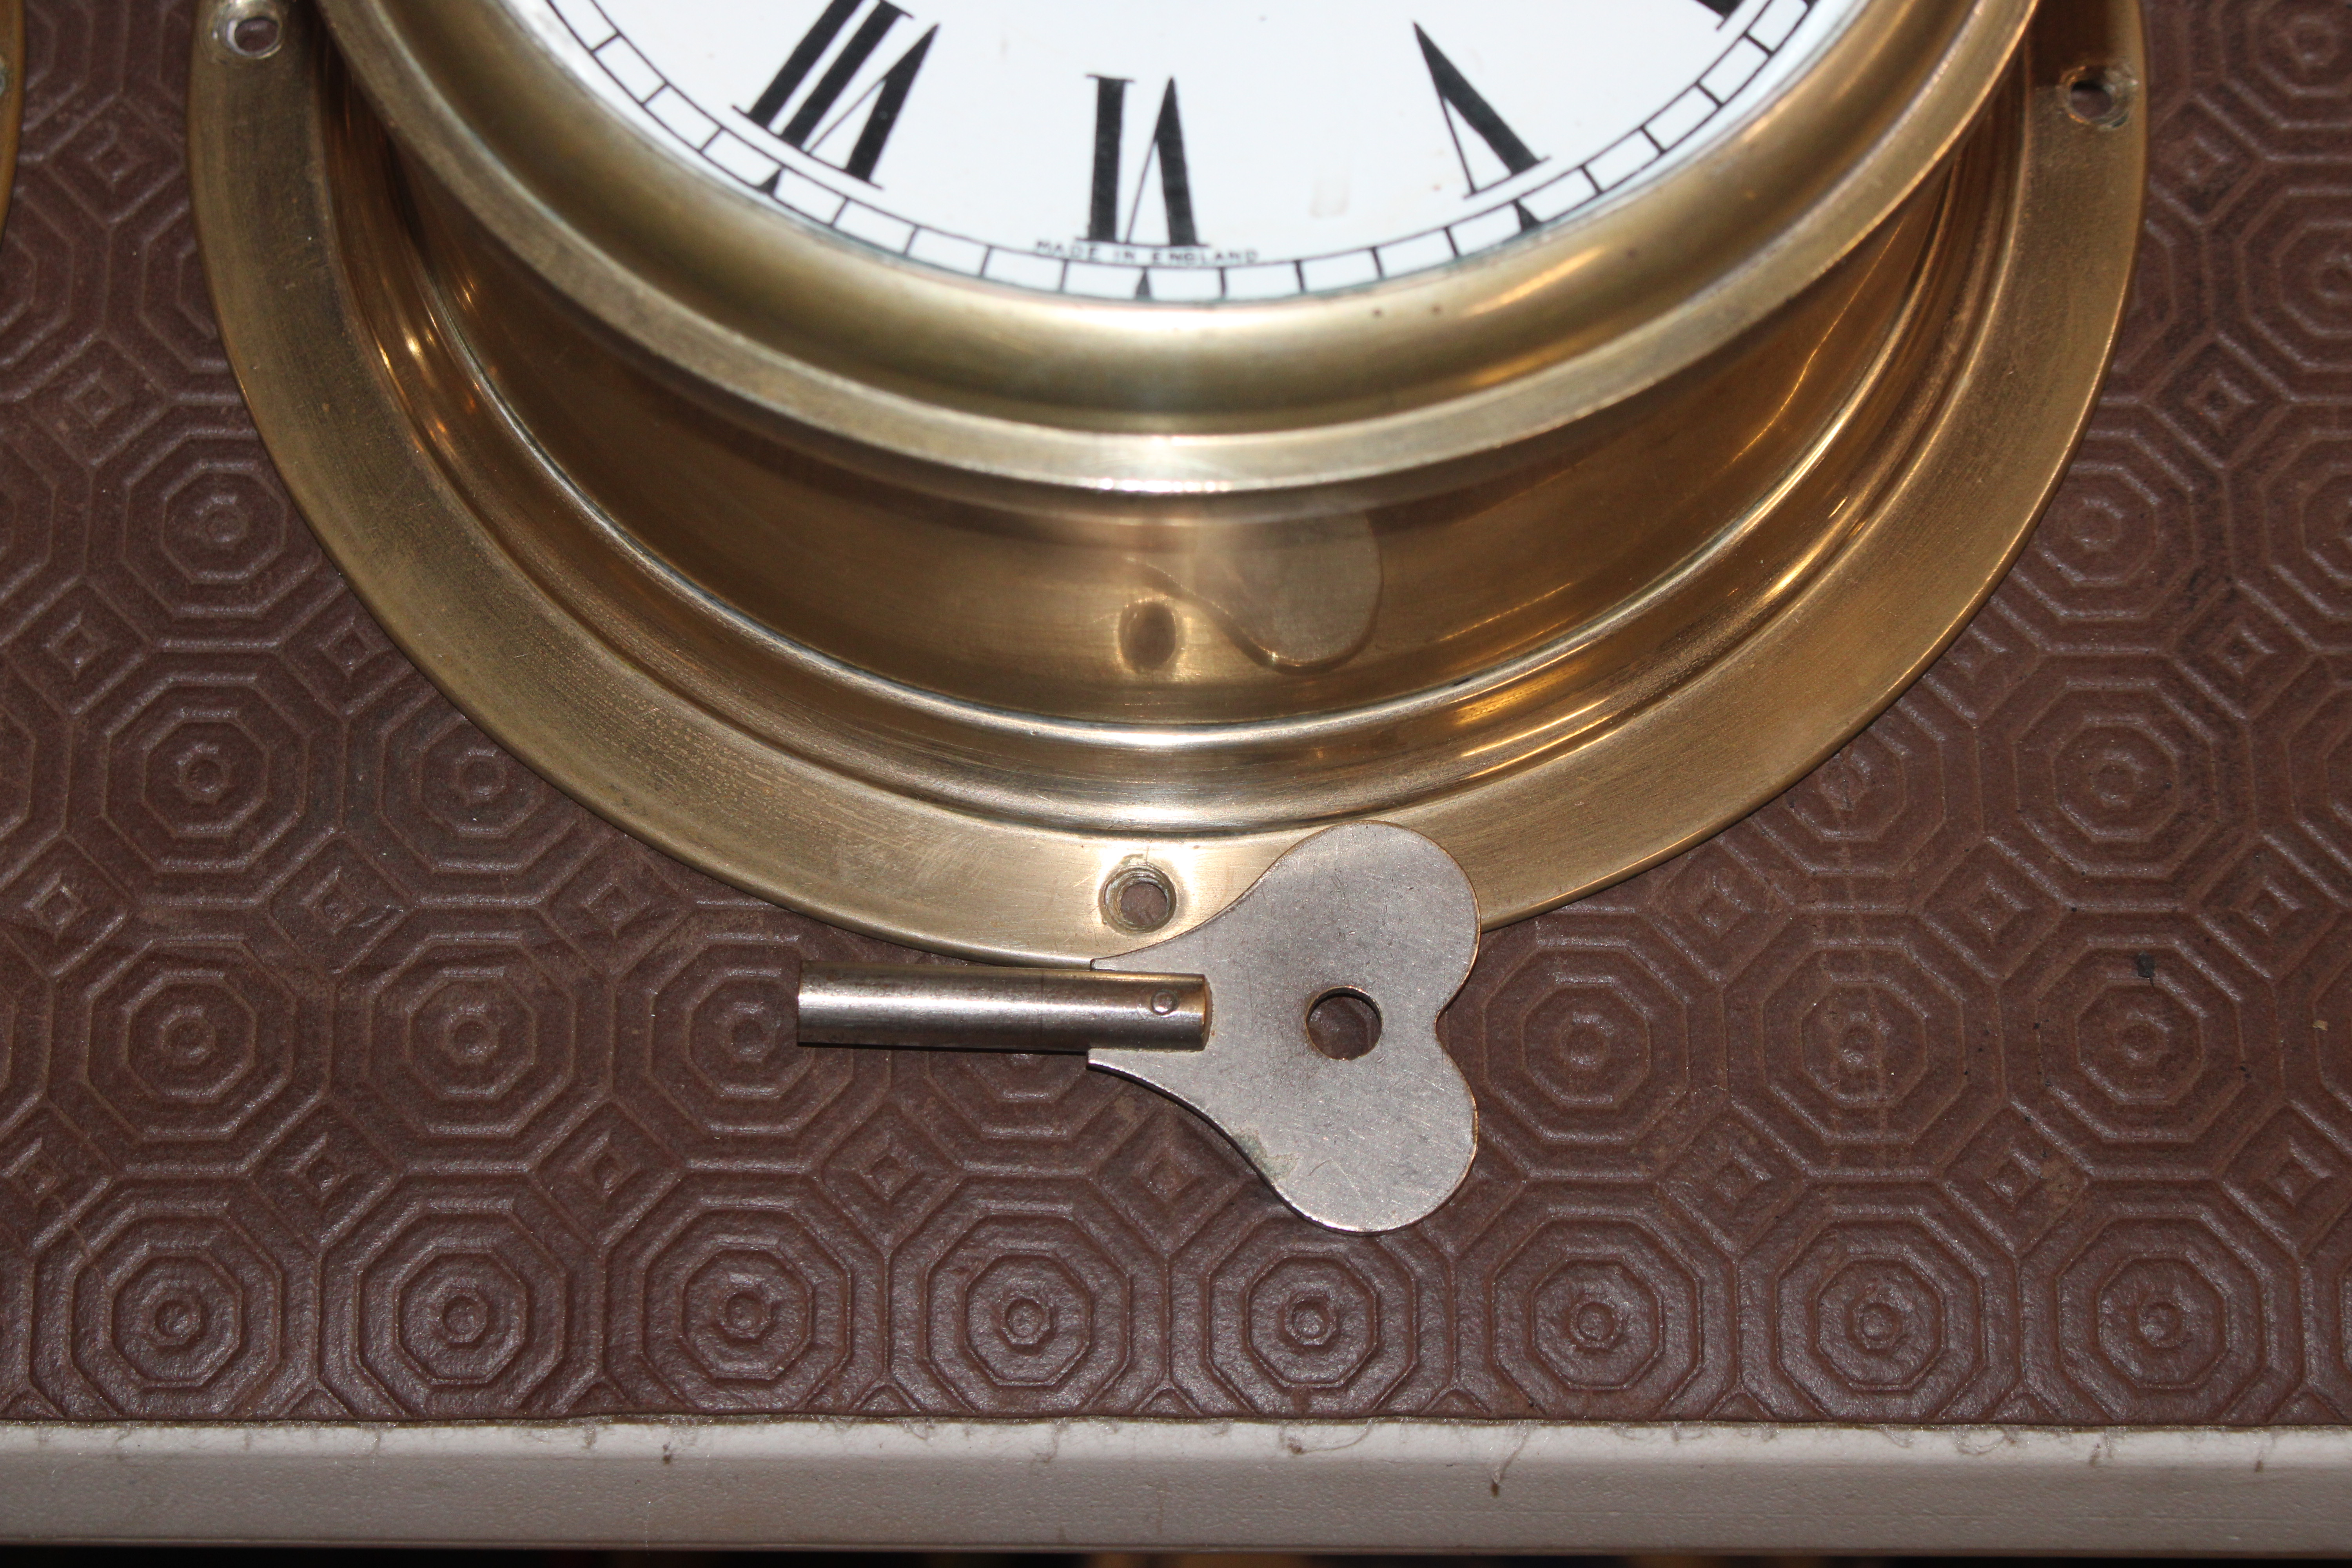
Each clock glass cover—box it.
[513,0,1864,301]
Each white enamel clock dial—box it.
[515,0,1863,301]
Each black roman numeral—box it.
[1086,77,1201,250]
[744,0,935,183]
[1416,25,1543,196]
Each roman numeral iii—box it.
[745,0,935,183]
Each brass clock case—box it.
[189,0,2145,962]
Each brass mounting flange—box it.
[188,1,2145,962]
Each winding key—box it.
[782,822,1481,1233]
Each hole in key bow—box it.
[1306,988,1381,1061]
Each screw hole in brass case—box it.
[1102,862,1177,936]
[214,0,286,60]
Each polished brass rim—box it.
[316,0,2031,495]
[190,0,2144,962]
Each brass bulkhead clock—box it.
[189,0,2146,961]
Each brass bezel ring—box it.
[189,0,2145,963]
[313,0,2032,494]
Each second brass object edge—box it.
[0,0,22,245]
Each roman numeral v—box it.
[1415,25,1543,197]
[745,0,936,184]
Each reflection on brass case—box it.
[188,0,2145,961]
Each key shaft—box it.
[798,964,1206,1053]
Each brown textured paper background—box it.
[0,0,2349,1424]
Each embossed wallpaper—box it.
[0,0,2350,1424]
